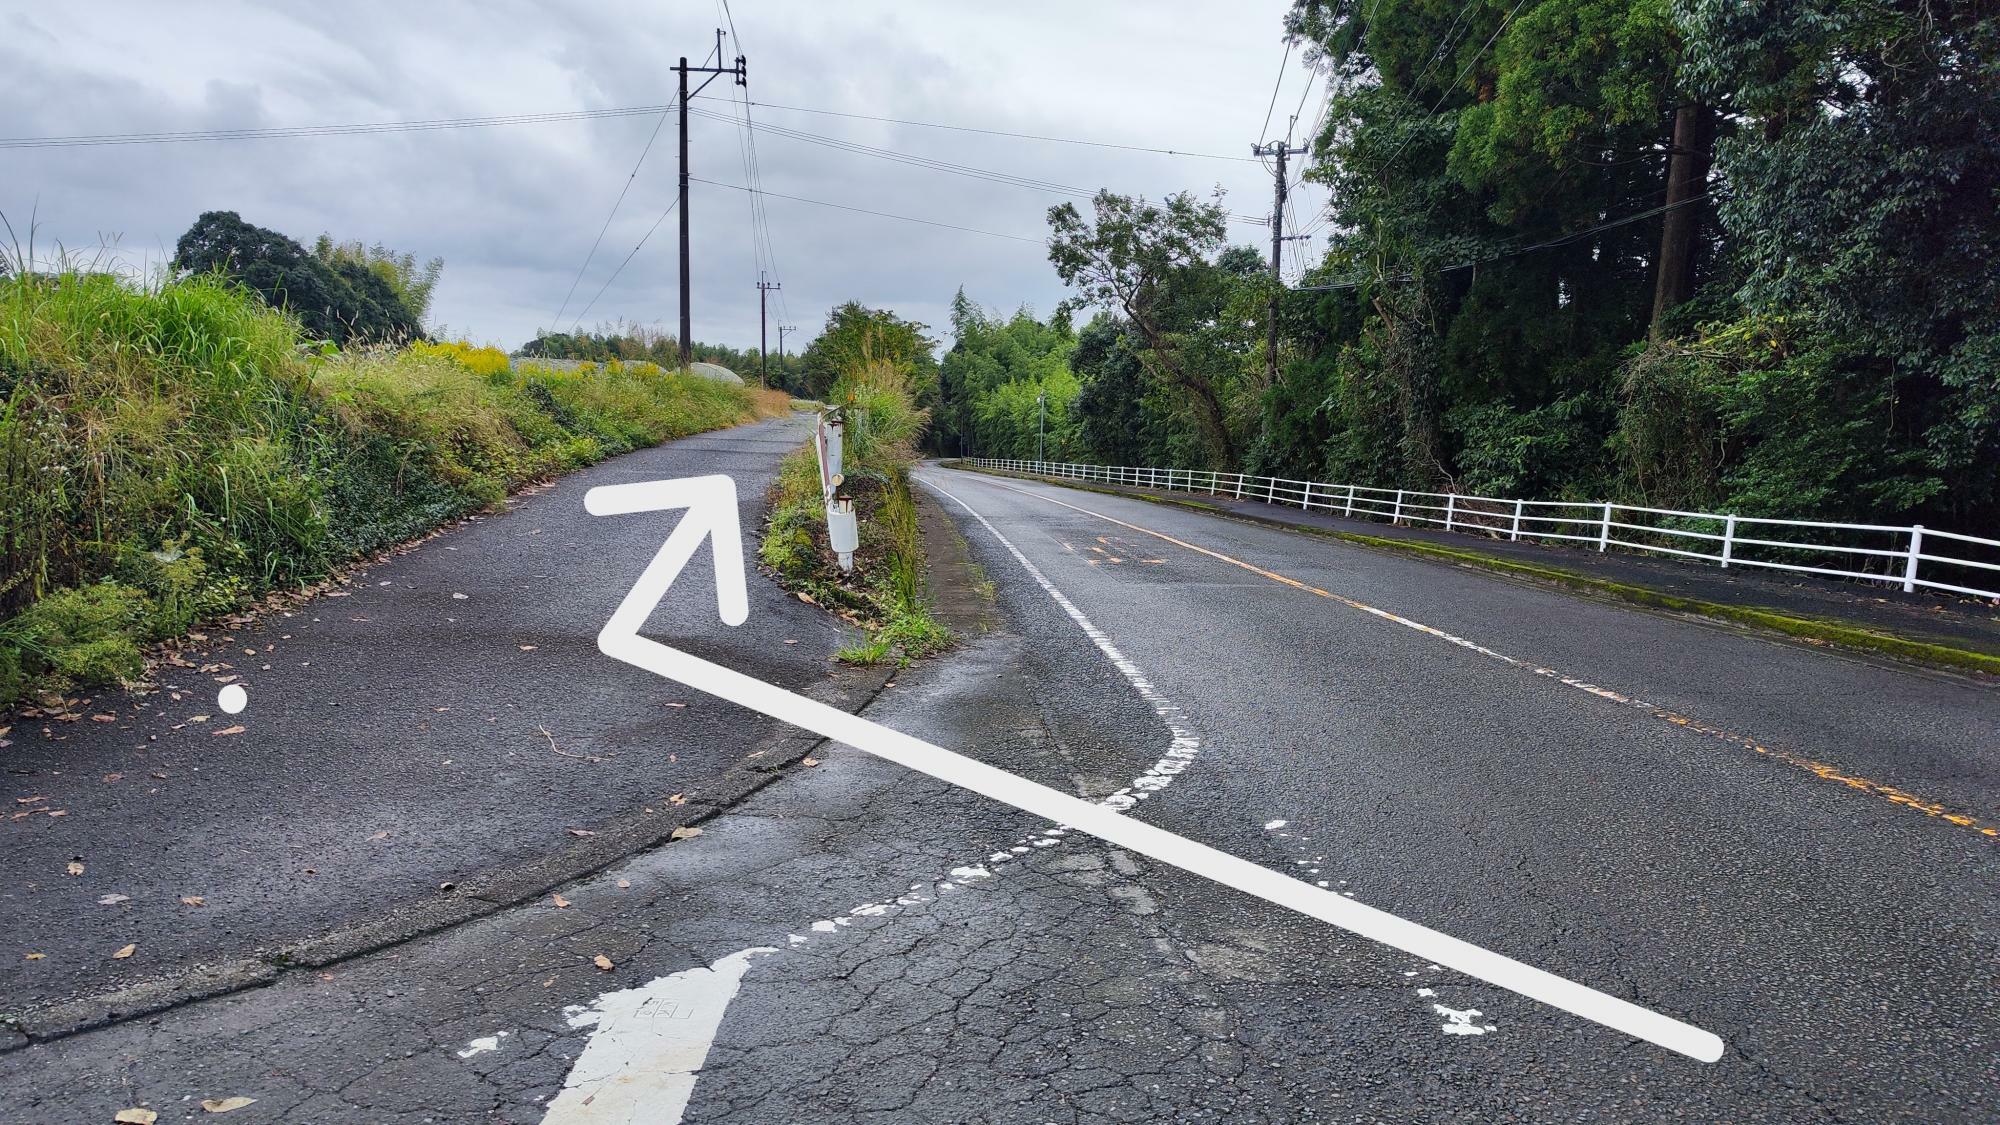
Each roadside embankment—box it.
[0,270,785,706]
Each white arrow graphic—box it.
[585,476,1724,1063]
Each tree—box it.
[171,212,422,345]
[798,302,938,405]
[312,236,443,326]
[1047,191,1248,466]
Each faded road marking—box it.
[962,473,1998,842]
[543,947,775,1124]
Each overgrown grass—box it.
[760,357,948,666]
[0,268,781,705]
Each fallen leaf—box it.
[551,894,571,909]
[667,792,687,805]
[670,826,703,840]
[664,702,687,709]
[366,830,389,842]
[91,713,117,723]
[518,644,538,651]
[452,592,468,599]
[592,954,614,971]
[188,715,210,723]
[14,796,46,805]
[115,1110,157,1124]
[103,773,123,783]
[566,828,596,838]
[98,894,130,906]
[66,860,84,876]
[797,591,816,605]
[181,896,205,907]
[616,879,631,889]
[112,943,137,959]
[200,1097,256,1113]
[211,725,246,736]
[24,952,45,961]
[801,757,820,767]
[783,639,798,645]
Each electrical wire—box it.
[690,177,1046,244]
[1258,38,1294,142]
[0,106,674,149]
[567,196,681,331]
[712,97,1259,163]
[1292,193,1708,292]
[551,97,680,329]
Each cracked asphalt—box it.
[1,457,1994,1122]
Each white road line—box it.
[537,480,1215,1125]
[542,948,775,1124]
[587,474,1723,1061]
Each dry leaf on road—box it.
[66,860,84,876]
[366,831,390,842]
[551,894,570,909]
[592,954,614,971]
[114,1110,157,1124]
[112,943,137,959]
[98,894,130,906]
[671,826,703,840]
[23,952,45,960]
[211,725,246,736]
[200,1097,256,1113]
[181,896,205,907]
[617,879,631,889]
[565,828,596,838]
[802,757,820,767]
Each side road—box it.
[949,464,2000,673]
[0,414,883,1043]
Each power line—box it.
[1257,38,1294,142]
[1292,193,1708,292]
[0,105,674,149]
[567,196,682,330]
[717,97,1260,163]
[1378,0,1531,174]
[551,97,680,329]
[689,106,1271,227]
[690,176,1046,244]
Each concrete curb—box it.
[0,665,896,1051]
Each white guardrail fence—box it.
[959,458,2000,601]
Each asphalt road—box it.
[1,457,1993,1122]
[0,414,857,1022]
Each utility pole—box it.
[756,273,781,386]
[1251,137,1310,385]
[1036,391,1047,464]
[777,323,797,361]
[675,31,747,370]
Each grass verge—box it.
[0,270,786,706]
[953,465,2000,677]
[761,366,948,666]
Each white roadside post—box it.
[1444,493,1457,532]
[1391,489,1404,525]
[817,409,857,572]
[1345,485,1356,517]
[1599,502,1613,551]
[1720,515,1737,568]
[1511,498,1524,541]
[1904,525,1925,592]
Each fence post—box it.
[1391,489,1404,524]
[1235,474,1244,499]
[1303,482,1315,510]
[1511,499,1523,542]
[1443,493,1456,532]
[1903,525,1925,592]
[1344,485,1356,517]
[1720,515,1736,568]
[1267,477,1277,504]
[1598,502,1613,551]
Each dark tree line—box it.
[946,0,2000,537]
[172,211,430,346]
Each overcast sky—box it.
[3,0,1324,354]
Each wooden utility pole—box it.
[1251,138,1309,384]
[674,32,747,369]
[756,274,781,386]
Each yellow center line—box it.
[960,472,2000,842]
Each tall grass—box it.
[0,267,779,704]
